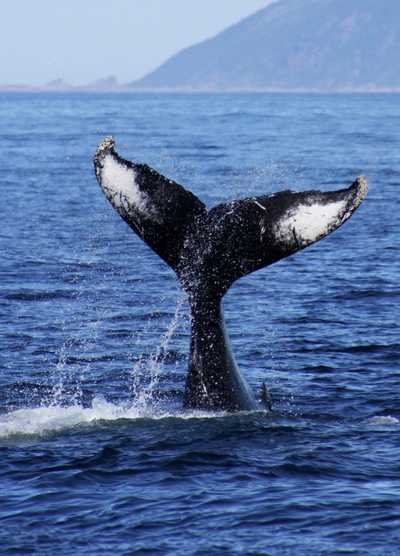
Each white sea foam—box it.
[367,415,399,427]
[0,396,226,439]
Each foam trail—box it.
[0,396,227,439]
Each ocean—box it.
[0,92,399,555]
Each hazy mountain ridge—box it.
[130,0,400,91]
[0,76,125,92]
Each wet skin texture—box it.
[94,138,367,411]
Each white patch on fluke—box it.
[101,154,150,215]
[276,200,346,245]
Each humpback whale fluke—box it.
[94,137,368,412]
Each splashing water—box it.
[130,295,186,408]
[0,395,230,440]
[0,296,191,440]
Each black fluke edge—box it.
[94,137,368,412]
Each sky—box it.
[0,0,274,85]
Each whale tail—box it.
[94,137,367,299]
[94,137,367,411]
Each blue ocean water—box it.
[0,92,399,555]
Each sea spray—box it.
[0,395,230,440]
[130,295,186,409]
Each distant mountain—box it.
[130,0,400,91]
[0,76,126,93]
[81,76,121,91]
[45,79,73,91]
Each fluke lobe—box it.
[94,137,367,412]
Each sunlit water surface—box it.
[0,93,399,555]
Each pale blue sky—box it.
[1,0,274,85]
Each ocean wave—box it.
[3,290,76,301]
[366,415,399,427]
